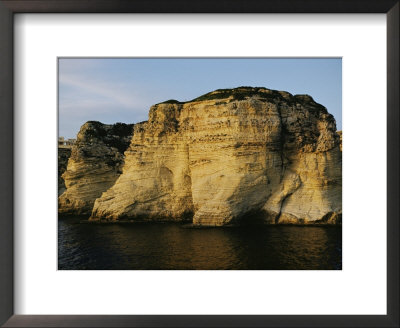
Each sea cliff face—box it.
[81,87,342,225]
[58,121,134,216]
[58,148,71,196]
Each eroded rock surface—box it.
[88,87,341,225]
[58,148,71,196]
[58,121,134,216]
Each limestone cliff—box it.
[58,148,71,196]
[88,87,341,225]
[58,121,134,216]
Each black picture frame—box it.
[0,1,398,327]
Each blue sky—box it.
[59,58,342,139]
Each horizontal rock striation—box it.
[88,87,342,225]
[58,147,71,196]
[58,121,134,216]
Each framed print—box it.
[0,1,398,327]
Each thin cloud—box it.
[58,67,155,137]
[59,73,150,109]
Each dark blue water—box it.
[58,218,342,270]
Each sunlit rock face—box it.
[89,107,194,222]
[58,148,71,196]
[58,121,134,216]
[89,87,341,225]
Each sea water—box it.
[58,218,342,270]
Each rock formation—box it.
[58,121,134,216]
[85,87,341,225]
[337,130,342,151]
[58,148,71,195]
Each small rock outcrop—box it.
[58,121,134,216]
[85,87,341,225]
[58,148,71,195]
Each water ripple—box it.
[58,218,342,270]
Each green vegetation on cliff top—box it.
[157,86,319,106]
